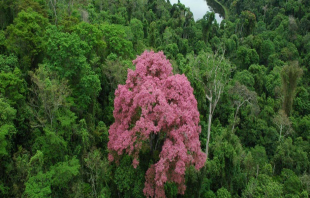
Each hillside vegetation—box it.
[0,0,309,197]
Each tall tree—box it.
[189,52,232,161]
[28,65,71,128]
[45,26,101,111]
[0,97,16,157]
[5,8,48,71]
[272,110,293,141]
[281,61,303,115]
[201,12,215,43]
[240,10,256,37]
[108,51,206,198]
[229,82,258,133]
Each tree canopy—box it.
[108,51,205,197]
[0,0,310,197]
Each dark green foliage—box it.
[201,12,215,43]
[24,155,80,197]
[207,127,245,193]
[0,67,26,106]
[5,8,48,71]
[216,187,231,198]
[0,54,18,72]
[240,11,257,36]
[279,169,302,196]
[0,97,16,156]
[273,137,309,175]
[24,171,53,197]
[101,23,134,58]
[260,39,275,65]
[237,46,259,69]
[129,18,144,45]
[44,26,101,111]
[113,156,145,198]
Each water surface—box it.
[169,0,223,23]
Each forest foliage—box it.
[0,0,310,197]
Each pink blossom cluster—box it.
[108,50,206,197]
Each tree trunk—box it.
[50,0,58,25]
[206,101,212,161]
[279,124,283,141]
[232,106,240,133]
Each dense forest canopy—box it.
[0,0,309,197]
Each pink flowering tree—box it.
[108,50,206,197]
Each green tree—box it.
[25,155,80,197]
[0,0,14,29]
[148,21,158,48]
[236,46,259,70]
[189,52,233,160]
[272,110,293,141]
[45,26,101,111]
[217,187,232,198]
[0,54,18,72]
[201,12,215,43]
[280,169,302,196]
[240,11,257,37]
[233,70,255,90]
[0,97,16,157]
[260,39,275,65]
[242,174,283,197]
[129,18,144,45]
[164,43,179,59]
[229,82,258,133]
[28,65,71,129]
[0,67,26,107]
[72,22,107,62]
[248,64,266,95]
[101,55,134,90]
[24,170,53,198]
[113,156,145,198]
[5,8,49,71]
[84,149,111,197]
[0,98,17,196]
[265,66,282,98]
[273,137,309,175]
[101,23,134,58]
[207,127,245,194]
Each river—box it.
[169,0,224,23]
